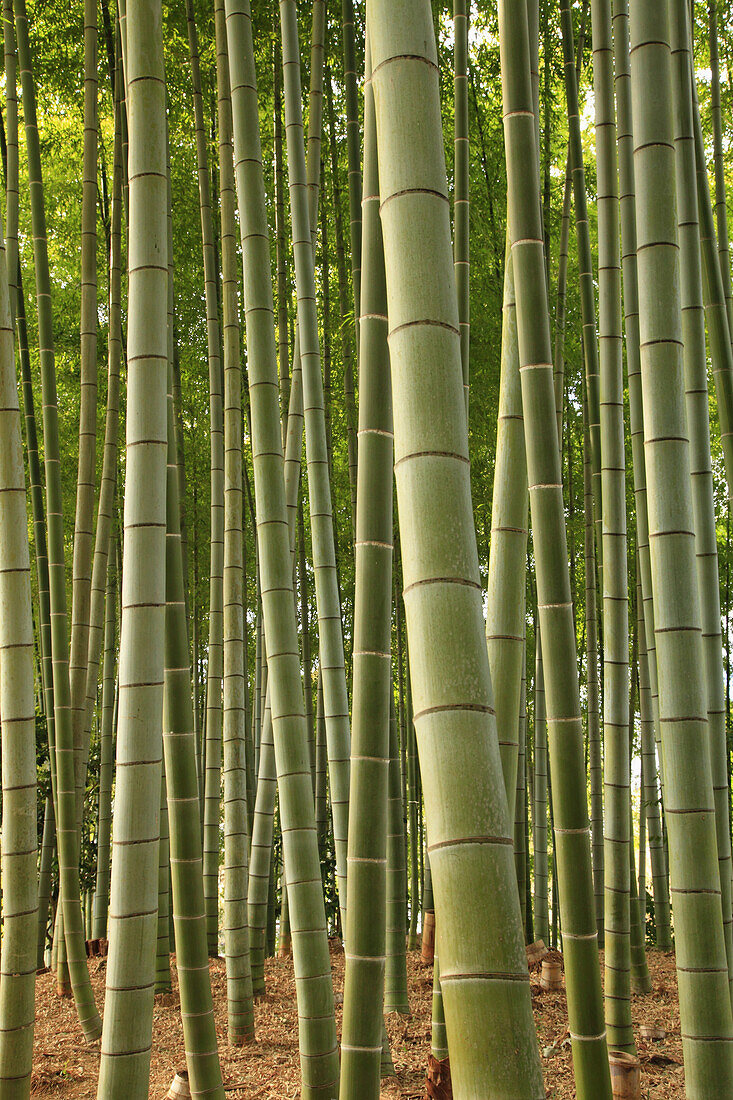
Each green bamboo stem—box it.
[274,40,290,444]
[14,0,101,1039]
[37,798,56,968]
[515,654,528,932]
[298,496,315,791]
[670,0,733,994]
[0,196,37,1100]
[591,0,633,1051]
[163,375,226,1099]
[215,0,255,1039]
[454,0,469,413]
[405,654,419,951]
[156,770,172,994]
[708,0,733,337]
[628,2,733,1091]
[629,805,651,993]
[612,0,670,873]
[69,0,99,822]
[325,63,358,527]
[370,1,546,1091]
[340,38,393,1091]
[280,0,351,937]
[185,0,225,955]
[499,0,612,1090]
[384,691,409,1014]
[559,0,603,575]
[96,0,168,1087]
[92,538,117,940]
[315,671,327,843]
[533,630,549,946]
[225,1,340,1091]
[636,569,671,951]
[486,236,528,814]
[583,384,604,945]
[340,0,362,337]
[431,952,448,1061]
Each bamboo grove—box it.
[3,0,733,1097]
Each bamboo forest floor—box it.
[31,943,684,1098]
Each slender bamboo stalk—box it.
[340,0,362,341]
[499,0,612,1090]
[185,0,225,954]
[533,630,548,946]
[280,0,351,936]
[591,0,633,1050]
[369,0,546,1091]
[92,537,117,939]
[14,0,101,1038]
[340,36,393,1091]
[215,0,255,1039]
[96,0,168,1088]
[156,770,172,994]
[384,691,409,1014]
[515,652,528,930]
[670,0,733,994]
[628,2,733,1090]
[225,1,339,1091]
[708,0,732,336]
[69,0,99,821]
[454,0,469,413]
[0,194,37,1100]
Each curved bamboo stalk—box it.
[628,1,733,1091]
[96,0,168,1086]
[340,34,393,1092]
[14,0,101,1039]
[369,0,546,1091]
[499,0,612,1090]
[225,0,340,1091]
[0,197,37,1100]
[486,237,528,814]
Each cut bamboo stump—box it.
[609,1050,641,1099]
[167,1070,191,1099]
[421,912,436,964]
[526,939,548,968]
[540,958,563,991]
[639,1024,665,1041]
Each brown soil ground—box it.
[31,945,684,1098]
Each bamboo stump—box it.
[540,957,563,991]
[609,1050,641,1099]
[167,1070,191,1099]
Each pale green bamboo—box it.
[340,0,362,335]
[185,0,225,954]
[14,0,101,1039]
[37,800,55,968]
[431,952,448,1061]
[0,195,37,1100]
[486,237,528,814]
[454,0,469,413]
[96,0,168,1087]
[274,42,289,442]
[670,0,733,994]
[69,0,99,821]
[708,0,733,338]
[92,539,116,939]
[340,37,393,1092]
[384,691,408,1014]
[369,0,546,1091]
[225,0,339,1091]
[280,0,351,936]
[628,2,733,1091]
[499,0,613,1090]
[591,0,633,1050]
[163,376,226,1099]
[515,653,528,930]
[215,0,255,1039]
[612,0,672,915]
[636,569,671,951]
[559,0,603,572]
